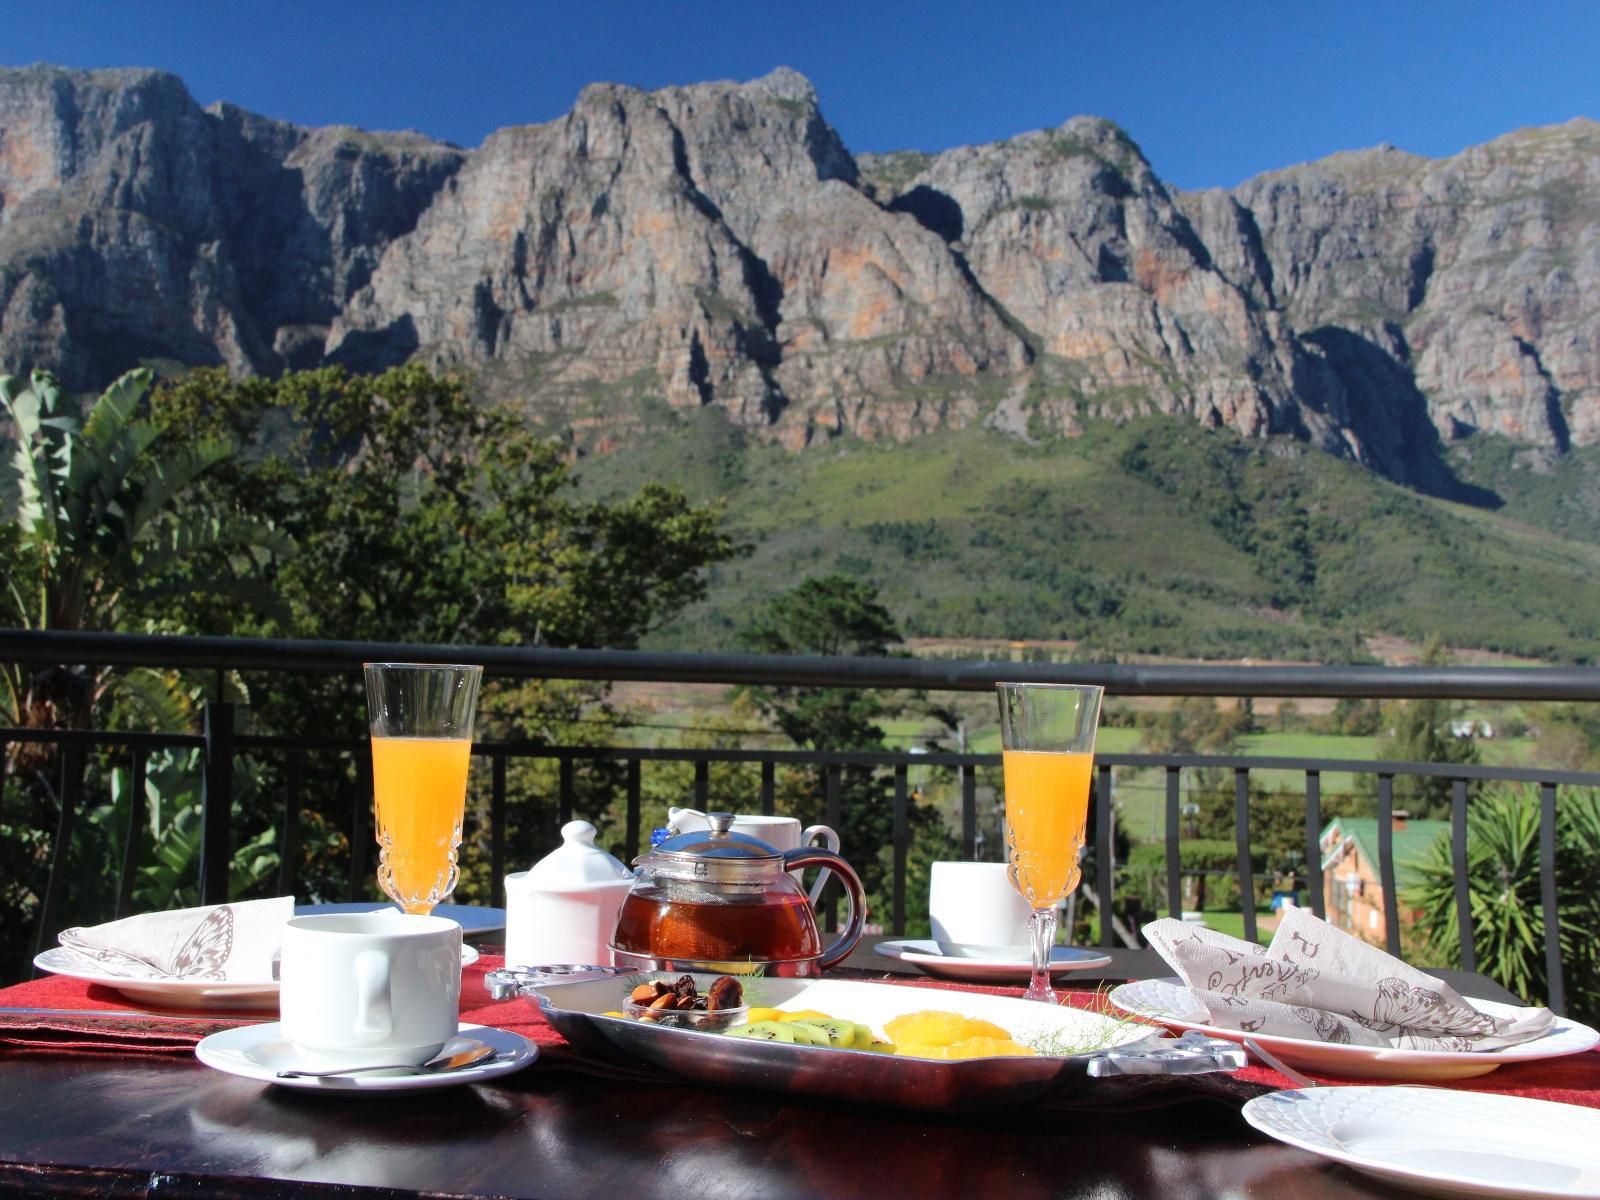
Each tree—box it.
[143,364,741,903]
[0,368,286,737]
[0,369,289,978]
[1406,785,1600,1021]
[152,365,736,657]
[1376,637,1477,816]
[735,575,936,927]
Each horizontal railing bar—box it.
[0,728,204,749]
[5,629,1600,701]
[15,727,1600,789]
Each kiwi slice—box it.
[795,1018,858,1048]
[726,1021,798,1043]
[782,1021,833,1047]
[849,1023,875,1050]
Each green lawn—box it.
[1179,908,1275,945]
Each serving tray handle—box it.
[484,964,630,1001]
[1085,1031,1248,1077]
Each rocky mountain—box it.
[0,63,1595,492]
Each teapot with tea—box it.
[611,812,866,977]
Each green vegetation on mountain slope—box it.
[575,410,1600,664]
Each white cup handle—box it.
[802,824,839,852]
[352,949,393,1040]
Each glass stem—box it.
[1025,905,1058,1004]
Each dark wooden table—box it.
[0,952,1522,1199]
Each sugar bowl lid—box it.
[524,819,634,886]
[639,812,782,882]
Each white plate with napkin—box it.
[1109,907,1597,1080]
[34,898,477,1011]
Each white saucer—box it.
[194,1022,536,1092]
[874,940,1113,984]
[1243,1086,1600,1199]
[34,944,480,1013]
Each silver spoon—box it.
[277,1039,496,1079]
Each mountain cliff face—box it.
[0,63,1595,487]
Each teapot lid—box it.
[525,820,634,886]
[639,812,783,883]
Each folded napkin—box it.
[1143,906,1554,1051]
[57,896,295,982]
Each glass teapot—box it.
[610,812,866,977]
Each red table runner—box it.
[5,957,1599,1109]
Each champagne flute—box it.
[363,663,483,915]
[996,682,1103,1003]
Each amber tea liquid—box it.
[612,887,821,964]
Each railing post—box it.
[1304,770,1324,919]
[199,701,234,905]
[491,753,508,908]
[760,761,775,816]
[625,758,642,861]
[1096,764,1114,948]
[559,754,575,827]
[1235,768,1256,943]
[1376,774,1400,956]
[960,765,976,860]
[1541,782,1565,1015]
[892,765,908,936]
[1164,767,1181,919]
[350,749,371,902]
[1451,778,1476,973]
[277,752,302,900]
[34,744,84,961]
[115,748,147,918]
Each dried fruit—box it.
[629,982,667,1004]
[706,976,744,1011]
[649,992,679,1011]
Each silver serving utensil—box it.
[1243,1036,1320,1088]
[276,1039,496,1079]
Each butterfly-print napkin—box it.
[56,896,294,982]
[1143,906,1554,1050]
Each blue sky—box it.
[7,1,1597,190]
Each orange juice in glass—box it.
[997,683,1102,1003]
[363,663,482,915]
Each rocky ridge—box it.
[0,64,1595,485]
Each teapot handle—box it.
[781,846,866,971]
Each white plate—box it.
[194,1022,536,1093]
[33,943,481,1013]
[1243,1086,1600,1199]
[874,940,1113,983]
[1109,977,1600,1080]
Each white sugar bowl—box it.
[503,820,635,969]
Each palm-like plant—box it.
[0,368,289,739]
[1406,784,1600,1018]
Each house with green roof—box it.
[1319,815,1450,946]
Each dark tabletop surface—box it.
[0,1049,1379,1200]
[0,944,1524,1199]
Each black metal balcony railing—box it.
[5,630,1600,1014]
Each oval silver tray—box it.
[486,965,1246,1111]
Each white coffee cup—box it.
[666,808,839,854]
[666,809,841,903]
[928,861,1033,953]
[278,910,462,1068]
